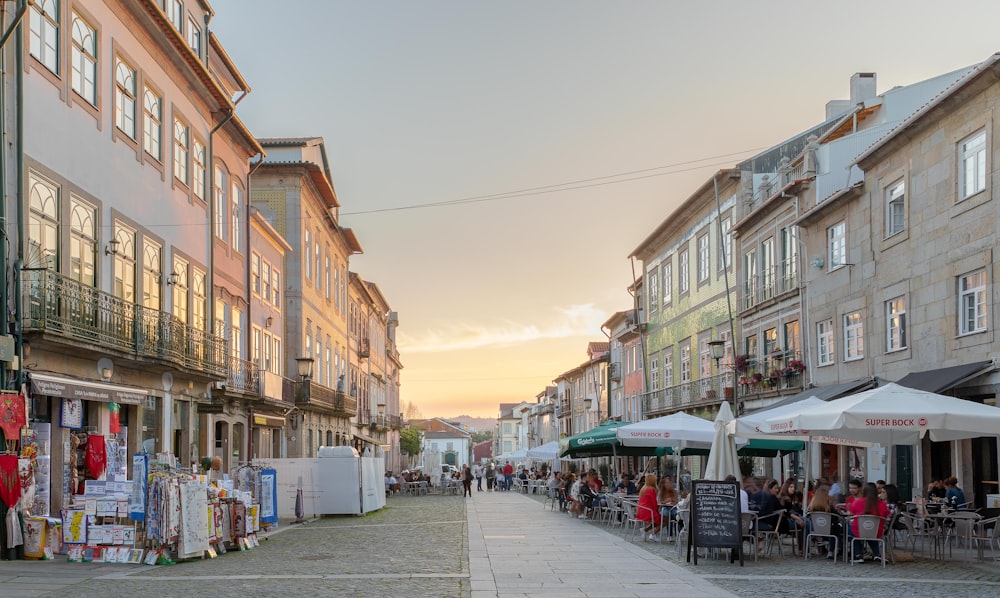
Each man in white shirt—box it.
[726,475,749,512]
[474,464,483,491]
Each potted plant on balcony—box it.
[734,353,750,374]
[750,372,764,389]
[767,370,782,388]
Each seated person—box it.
[577,473,598,518]
[657,477,679,524]
[944,476,967,509]
[614,474,638,495]
[841,478,863,512]
[848,483,889,563]
[927,478,947,502]
[637,474,662,539]
[806,485,841,558]
[754,480,782,531]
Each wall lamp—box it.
[105,238,120,256]
[166,271,178,285]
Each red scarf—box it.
[0,455,20,508]
[85,435,107,480]
[0,394,26,443]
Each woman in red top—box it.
[637,473,662,540]
[848,482,889,562]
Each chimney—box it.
[850,72,877,105]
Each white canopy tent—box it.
[526,441,560,460]
[704,402,740,481]
[616,411,716,447]
[758,382,1000,491]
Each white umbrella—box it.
[704,402,740,481]
[759,382,1000,445]
[728,397,872,447]
[526,441,560,460]
[616,411,716,447]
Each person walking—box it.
[474,463,483,491]
[462,465,473,497]
[486,463,496,491]
[503,461,514,492]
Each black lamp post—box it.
[295,357,314,403]
[708,339,738,414]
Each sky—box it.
[211,0,1000,418]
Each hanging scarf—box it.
[85,435,107,480]
[5,508,23,549]
[0,455,21,509]
[109,403,120,434]
[0,394,26,445]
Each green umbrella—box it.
[559,421,670,459]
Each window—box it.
[333,264,340,310]
[697,234,710,282]
[959,130,986,201]
[325,256,332,300]
[662,261,672,306]
[314,235,321,287]
[314,337,323,385]
[780,227,798,292]
[142,241,162,310]
[648,352,659,390]
[214,166,226,240]
[886,296,907,351]
[647,268,658,312]
[192,140,206,199]
[760,237,774,299]
[192,267,206,331]
[252,327,261,367]
[261,260,271,302]
[70,13,96,104]
[662,351,673,388]
[886,180,905,237]
[959,269,987,335]
[304,230,312,279]
[166,0,183,31]
[271,269,280,305]
[69,197,96,286]
[763,328,778,357]
[699,337,710,378]
[113,223,136,302]
[784,320,800,357]
[251,254,261,295]
[843,312,864,361]
[140,89,161,159]
[28,173,59,271]
[173,257,188,324]
[680,344,691,383]
[679,248,689,295]
[29,0,59,73]
[231,309,242,358]
[827,222,846,270]
[231,183,242,252]
[743,248,757,306]
[114,58,137,139]
[173,119,188,183]
[719,217,731,270]
[817,321,834,365]
[186,16,201,55]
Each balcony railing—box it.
[22,269,227,376]
[740,256,799,311]
[643,371,735,416]
[296,380,358,417]
[226,355,260,395]
[358,338,370,358]
[386,414,403,429]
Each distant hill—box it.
[442,415,495,433]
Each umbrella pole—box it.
[802,442,810,516]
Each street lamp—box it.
[708,339,739,414]
[296,357,314,380]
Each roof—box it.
[258,137,325,147]
[257,161,339,208]
[854,55,999,167]
[895,361,995,394]
[587,341,609,357]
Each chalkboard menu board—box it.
[687,479,742,566]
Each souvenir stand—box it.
[0,392,30,561]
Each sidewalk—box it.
[466,490,736,598]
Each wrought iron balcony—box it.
[295,379,357,417]
[386,414,403,429]
[22,269,227,376]
[642,371,735,416]
[225,355,260,395]
[358,338,370,358]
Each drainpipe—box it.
[11,1,26,391]
[713,175,739,413]
[244,153,263,462]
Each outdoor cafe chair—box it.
[945,511,983,560]
[741,512,759,562]
[543,486,559,511]
[621,498,644,543]
[636,503,660,542]
[674,506,690,559]
[848,514,888,568]
[603,494,625,528]
[754,510,786,558]
[804,511,841,563]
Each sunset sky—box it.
[212,1,1000,418]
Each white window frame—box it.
[114,58,137,139]
[885,180,905,237]
[186,16,201,55]
[647,268,658,313]
[143,89,163,160]
[231,182,242,253]
[885,296,907,352]
[304,229,312,279]
[817,319,834,366]
[719,217,731,270]
[30,0,60,74]
[192,140,206,199]
[959,129,987,201]
[843,311,864,361]
[663,351,673,388]
[70,13,96,105]
[827,222,846,270]
[662,261,672,306]
[649,352,659,390]
[173,119,188,183]
[680,344,691,383]
[214,166,226,240]
[679,248,689,295]
[251,253,261,295]
[958,269,988,335]
[697,233,710,283]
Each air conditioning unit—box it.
[609,363,621,381]
[212,381,226,391]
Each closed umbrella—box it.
[704,402,740,481]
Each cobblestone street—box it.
[6,491,1000,597]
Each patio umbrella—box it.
[559,421,670,459]
[615,411,716,448]
[526,441,560,460]
[704,401,740,481]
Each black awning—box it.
[895,361,995,394]
[747,378,875,414]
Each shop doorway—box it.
[929,440,952,483]
[972,436,998,507]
